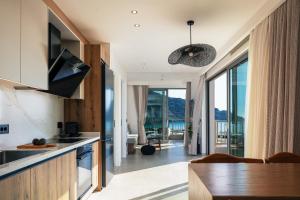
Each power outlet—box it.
[0,124,9,134]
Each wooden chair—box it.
[190,153,264,163]
[265,152,300,163]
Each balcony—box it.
[145,118,185,141]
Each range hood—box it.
[45,48,90,98]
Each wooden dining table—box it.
[188,163,300,200]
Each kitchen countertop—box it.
[0,136,100,179]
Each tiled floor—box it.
[89,141,202,200]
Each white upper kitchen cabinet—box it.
[0,0,21,83]
[21,0,48,90]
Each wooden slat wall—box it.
[82,44,102,131]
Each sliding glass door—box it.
[145,88,186,141]
[145,89,167,139]
[229,60,248,157]
[208,55,248,157]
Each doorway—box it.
[144,88,186,142]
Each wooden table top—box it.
[189,163,300,199]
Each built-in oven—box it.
[77,143,93,199]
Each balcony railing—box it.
[215,120,245,146]
[168,119,185,133]
[215,120,228,144]
[145,118,185,140]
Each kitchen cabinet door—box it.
[92,141,101,191]
[0,0,21,83]
[21,0,48,89]
[0,169,31,200]
[31,159,57,200]
[57,151,77,200]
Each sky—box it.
[213,61,248,117]
[168,89,186,99]
[214,73,227,110]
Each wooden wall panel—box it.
[100,42,110,65]
[82,44,102,132]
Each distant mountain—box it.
[147,91,243,122]
[168,97,185,119]
[147,90,185,120]
[215,108,245,123]
[215,108,227,121]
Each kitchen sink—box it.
[47,138,85,144]
[0,150,47,165]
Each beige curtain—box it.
[184,82,191,147]
[133,85,149,144]
[245,19,270,158]
[190,75,205,155]
[246,0,300,158]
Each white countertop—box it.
[0,136,100,178]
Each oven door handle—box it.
[77,150,93,160]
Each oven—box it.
[77,143,93,199]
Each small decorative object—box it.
[141,144,156,155]
[168,20,216,67]
[32,138,46,146]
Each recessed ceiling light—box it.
[134,24,141,28]
[131,10,138,14]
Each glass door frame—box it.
[145,88,186,141]
[145,88,168,140]
[206,53,248,155]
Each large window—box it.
[208,55,248,157]
[145,88,186,141]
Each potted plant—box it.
[187,123,193,153]
[188,123,193,143]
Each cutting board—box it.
[17,143,57,149]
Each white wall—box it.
[110,47,127,166]
[121,80,127,158]
[0,80,63,148]
[113,72,122,166]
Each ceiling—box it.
[54,0,269,73]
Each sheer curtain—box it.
[246,0,300,158]
[190,75,205,155]
[133,85,149,144]
[245,18,270,158]
[184,82,191,147]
